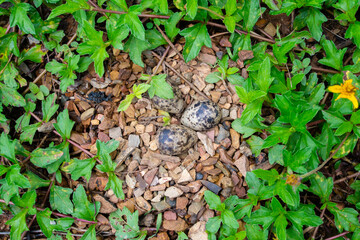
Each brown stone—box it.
[176,197,189,210]
[219,37,232,47]
[163,219,189,232]
[164,211,177,221]
[93,194,117,214]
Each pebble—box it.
[166,198,176,208]
[200,180,222,194]
[197,132,215,156]
[230,129,240,149]
[178,169,193,183]
[92,194,117,214]
[141,214,155,227]
[216,51,224,59]
[176,197,189,210]
[188,202,203,216]
[109,127,122,139]
[128,134,140,148]
[164,211,177,221]
[188,221,208,240]
[80,108,95,121]
[163,219,189,232]
[135,196,152,212]
[164,186,183,198]
[187,180,202,193]
[234,155,249,177]
[216,125,230,142]
[221,109,230,118]
[199,53,217,65]
[196,173,204,180]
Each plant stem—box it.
[325,231,350,240]
[334,172,360,184]
[300,132,351,179]
[87,8,171,19]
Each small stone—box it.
[144,168,158,185]
[126,174,136,189]
[234,155,249,177]
[163,219,189,232]
[200,180,222,194]
[150,184,166,191]
[142,213,155,227]
[200,209,214,221]
[196,173,204,180]
[117,198,136,212]
[164,186,183,198]
[109,127,122,139]
[197,132,215,156]
[124,126,135,135]
[176,197,189,210]
[221,109,229,118]
[134,188,145,197]
[144,190,153,200]
[187,180,202,193]
[230,129,240,149]
[145,124,156,134]
[38,119,56,133]
[239,141,252,157]
[149,140,158,151]
[216,51,224,59]
[135,196,152,212]
[199,53,217,65]
[219,37,232,47]
[80,108,95,121]
[132,64,143,73]
[164,211,177,221]
[178,169,193,183]
[193,76,206,91]
[110,70,120,80]
[188,221,208,240]
[135,125,145,134]
[166,197,177,208]
[210,91,222,103]
[157,232,170,240]
[264,22,277,37]
[216,125,230,142]
[188,202,203,216]
[220,176,234,188]
[152,200,171,211]
[128,134,140,148]
[93,194,117,214]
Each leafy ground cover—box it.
[1,0,360,239]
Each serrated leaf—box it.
[18,45,47,65]
[47,0,90,19]
[186,0,198,19]
[79,224,96,240]
[224,16,236,33]
[149,75,174,99]
[0,83,26,107]
[105,172,125,199]
[6,209,29,239]
[179,23,212,62]
[50,186,73,214]
[0,132,17,163]
[118,94,135,111]
[25,171,51,190]
[303,8,327,41]
[308,172,333,203]
[204,190,222,210]
[53,109,75,140]
[345,21,360,48]
[124,35,151,67]
[42,93,59,122]
[37,208,74,238]
[73,185,99,221]
[62,158,96,182]
[125,12,145,40]
[205,72,222,83]
[9,3,35,34]
[242,0,262,31]
[20,122,41,144]
[318,37,347,70]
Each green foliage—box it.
[1,0,360,239]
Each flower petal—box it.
[328,85,342,93]
[348,95,359,109]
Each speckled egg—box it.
[181,100,221,131]
[157,125,198,155]
[151,87,184,114]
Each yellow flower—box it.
[328,79,359,109]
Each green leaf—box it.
[345,21,360,48]
[247,135,264,157]
[334,121,353,136]
[328,206,360,232]
[146,29,167,49]
[133,83,151,98]
[125,12,145,40]
[18,45,47,65]
[333,133,358,159]
[225,0,237,16]
[37,208,74,238]
[42,93,59,122]
[186,0,198,19]
[20,123,40,144]
[6,209,29,239]
[9,3,35,34]
[303,8,327,41]
[318,37,347,70]
[62,158,96,182]
[164,12,183,41]
[180,23,212,62]
[47,0,90,19]
[53,109,75,140]
[224,16,236,33]
[25,171,51,190]
[79,224,96,240]
[322,110,346,128]
[106,172,125,199]
[204,190,222,210]
[222,209,239,229]
[0,83,26,107]
[0,132,17,163]
[244,206,276,229]
[50,185,73,214]
[206,216,222,233]
[205,72,222,83]
[245,224,268,240]
[111,0,128,11]
[308,172,333,203]
[242,0,262,31]
[148,74,174,99]
[287,205,323,233]
[333,0,360,23]
[73,185,99,221]
[124,35,151,67]
[91,47,108,78]
[177,231,189,240]
[256,57,274,92]
[30,148,63,168]
[6,164,31,189]
[110,207,141,239]
[118,93,135,111]
[241,99,264,124]
[351,110,360,124]
[253,169,279,186]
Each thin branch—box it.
[334,172,360,184]
[300,132,351,179]
[311,206,326,239]
[87,8,170,19]
[154,23,185,61]
[325,231,350,240]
